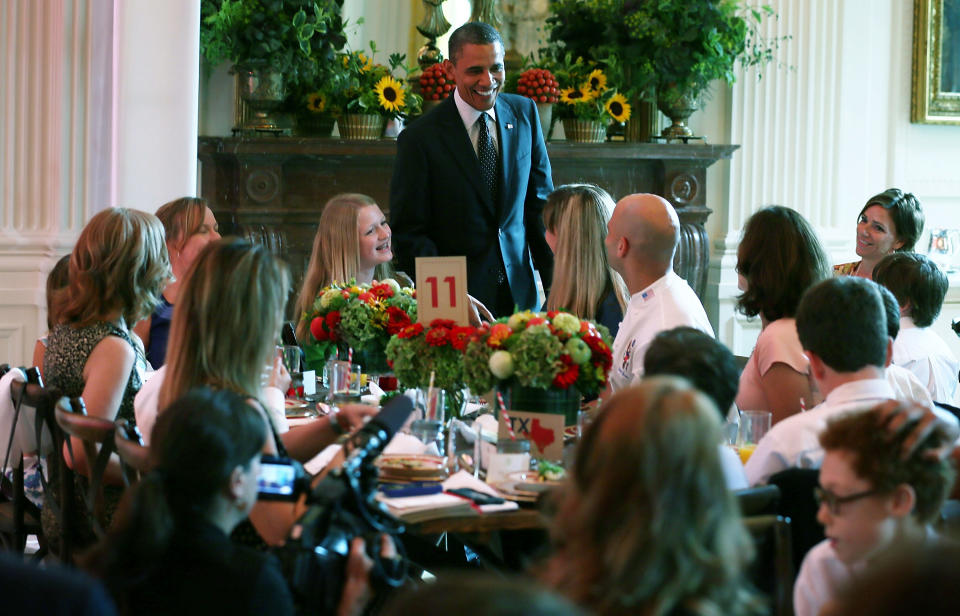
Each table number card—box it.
[415,256,469,325]
[498,410,564,462]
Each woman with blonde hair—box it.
[133,196,221,368]
[542,377,762,616]
[543,184,627,337]
[42,207,172,553]
[295,193,395,340]
[144,238,373,546]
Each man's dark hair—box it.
[873,252,948,328]
[877,284,901,340]
[643,326,738,418]
[448,22,502,63]
[796,277,887,372]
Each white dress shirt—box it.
[893,316,960,405]
[744,378,894,486]
[453,89,498,156]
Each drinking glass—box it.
[737,410,771,464]
[327,360,362,405]
[417,388,446,423]
[410,418,445,456]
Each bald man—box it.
[605,193,714,392]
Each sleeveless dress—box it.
[41,321,143,555]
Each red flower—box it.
[385,306,412,335]
[552,354,580,389]
[357,291,374,303]
[425,326,450,347]
[450,326,475,351]
[325,311,341,341]
[341,290,351,299]
[546,310,559,320]
[527,316,547,327]
[397,323,424,339]
[371,282,394,299]
[429,318,457,330]
[310,317,328,342]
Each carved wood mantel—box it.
[197,137,738,300]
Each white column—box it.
[115,0,200,209]
[0,0,114,365]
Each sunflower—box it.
[605,93,631,123]
[374,75,406,113]
[357,52,373,73]
[560,86,591,104]
[587,69,607,93]
[306,92,327,114]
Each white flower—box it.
[488,350,515,379]
[381,278,401,294]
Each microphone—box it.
[342,395,413,472]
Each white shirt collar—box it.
[454,89,498,155]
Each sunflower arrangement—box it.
[301,278,417,373]
[552,56,631,124]
[333,45,422,119]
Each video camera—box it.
[266,396,414,615]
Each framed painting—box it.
[912,0,960,124]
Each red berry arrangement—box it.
[417,63,454,101]
[515,68,559,104]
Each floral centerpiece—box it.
[302,279,417,374]
[385,319,476,419]
[513,67,560,105]
[462,310,614,425]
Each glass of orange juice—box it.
[737,410,771,464]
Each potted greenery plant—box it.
[543,0,782,140]
[200,0,347,130]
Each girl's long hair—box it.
[543,184,627,320]
[544,377,762,616]
[83,387,266,611]
[160,239,290,410]
[295,193,392,340]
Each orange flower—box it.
[487,323,513,348]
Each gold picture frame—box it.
[912,0,960,124]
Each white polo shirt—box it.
[609,271,714,392]
[893,317,960,406]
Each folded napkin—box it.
[443,470,518,514]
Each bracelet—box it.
[329,409,346,436]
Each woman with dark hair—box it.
[133,197,221,368]
[82,387,292,615]
[736,206,831,423]
[542,184,627,337]
[541,377,762,616]
[834,188,924,280]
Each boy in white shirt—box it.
[874,252,959,405]
[793,400,954,616]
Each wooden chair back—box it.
[54,396,116,540]
[4,373,60,560]
[114,418,150,484]
[735,484,781,517]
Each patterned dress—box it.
[41,320,143,555]
[832,261,861,276]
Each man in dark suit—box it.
[389,22,553,317]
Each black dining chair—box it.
[113,418,149,485]
[735,483,781,517]
[768,467,823,574]
[743,514,795,616]
[1,369,57,560]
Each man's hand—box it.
[878,399,958,460]
[467,294,495,326]
[333,403,378,433]
[336,535,397,616]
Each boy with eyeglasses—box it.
[793,400,955,616]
